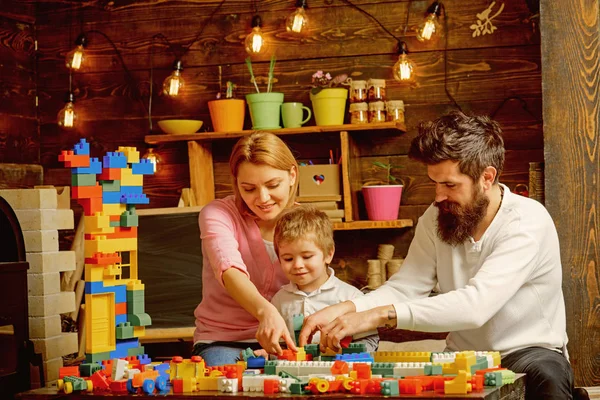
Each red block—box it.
[80,197,103,215]
[85,252,121,265]
[400,378,422,394]
[89,370,110,392]
[263,379,279,394]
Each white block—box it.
[15,209,74,231]
[43,357,63,384]
[29,315,62,338]
[27,251,76,274]
[23,230,59,252]
[29,291,75,317]
[32,332,78,360]
[0,188,58,210]
[28,272,61,295]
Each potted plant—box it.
[361,161,404,221]
[245,55,284,129]
[309,70,350,126]
[208,79,245,132]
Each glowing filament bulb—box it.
[393,42,415,82]
[287,6,308,33]
[163,61,185,97]
[420,16,436,40]
[57,94,77,129]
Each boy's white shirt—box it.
[271,267,378,349]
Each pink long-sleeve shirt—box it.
[193,196,288,343]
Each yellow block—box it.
[85,293,116,354]
[121,168,143,186]
[102,203,126,217]
[133,326,145,337]
[118,146,140,164]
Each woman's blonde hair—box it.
[229,132,299,216]
[274,205,335,258]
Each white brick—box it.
[23,230,58,252]
[29,315,62,339]
[27,251,75,274]
[43,357,63,384]
[28,272,61,295]
[29,291,75,317]
[15,209,74,231]
[0,188,58,210]
[32,332,78,360]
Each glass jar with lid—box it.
[385,100,405,123]
[349,102,369,124]
[349,80,368,103]
[367,78,387,102]
[368,101,386,123]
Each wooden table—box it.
[17,374,525,399]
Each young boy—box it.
[271,205,379,352]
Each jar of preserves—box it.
[349,80,368,103]
[349,102,369,124]
[367,78,386,102]
[368,101,386,123]
[385,100,405,123]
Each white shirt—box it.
[352,184,568,356]
[272,268,379,352]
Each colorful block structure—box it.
[59,138,155,364]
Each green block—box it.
[85,351,111,364]
[289,382,309,395]
[127,290,145,314]
[304,344,320,358]
[292,314,304,331]
[264,360,277,375]
[127,313,152,326]
[371,362,395,376]
[79,363,103,377]
[116,322,135,339]
[381,380,399,395]
[343,342,366,354]
[120,210,138,227]
[72,174,97,187]
[127,345,145,356]
[424,364,443,375]
[101,180,121,192]
[110,220,120,227]
[278,371,300,382]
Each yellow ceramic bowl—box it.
[157,119,203,135]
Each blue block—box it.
[109,338,140,359]
[120,193,149,204]
[73,138,90,155]
[85,281,127,303]
[132,160,155,175]
[102,191,122,204]
[121,186,143,194]
[247,356,266,369]
[103,152,127,169]
[137,354,151,365]
[334,352,374,363]
[115,314,127,325]
[73,157,102,174]
[153,363,170,380]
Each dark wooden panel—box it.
[0,1,36,23]
[35,0,539,72]
[0,15,35,71]
[0,115,39,164]
[540,0,600,387]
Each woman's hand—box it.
[320,305,396,352]
[297,301,356,347]
[255,304,297,355]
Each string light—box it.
[393,41,415,82]
[57,92,77,129]
[416,1,443,41]
[66,34,87,70]
[245,15,267,55]
[286,0,308,34]
[162,60,185,97]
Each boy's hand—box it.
[253,349,269,358]
[255,304,298,355]
[298,301,356,347]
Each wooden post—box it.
[187,141,215,207]
[541,0,600,386]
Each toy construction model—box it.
[59,139,154,365]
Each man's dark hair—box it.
[408,110,505,183]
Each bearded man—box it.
[298,111,575,400]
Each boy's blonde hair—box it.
[274,205,335,258]
[229,132,299,216]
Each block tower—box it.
[59,138,155,363]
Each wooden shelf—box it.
[332,219,413,231]
[145,121,406,144]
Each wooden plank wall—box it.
[541,0,600,388]
[0,4,37,164]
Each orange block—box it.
[115,302,127,315]
[72,184,102,199]
[99,168,121,180]
[85,252,121,265]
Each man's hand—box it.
[297,301,356,347]
[255,304,298,355]
[320,305,397,352]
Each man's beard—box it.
[435,186,490,246]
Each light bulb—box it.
[393,42,415,82]
[416,1,443,42]
[57,93,77,128]
[245,15,267,55]
[286,1,308,34]
[66,34,87,70]
[163,60,185,96]
[142,148,162,172]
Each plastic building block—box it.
[120,210,139,227]
[73,157,103,174]
[72,174,98,187]
[116,322,135,339]
[117,146,140,164]
[120,193,149,204]
[444,370,472,394]
[98,168,122,181]
[343,342,366,354]
[73,138,90,155]
[79,363,103,377]
[132,159,154,175]
[103,152,128,169]
[381,380,399,395]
